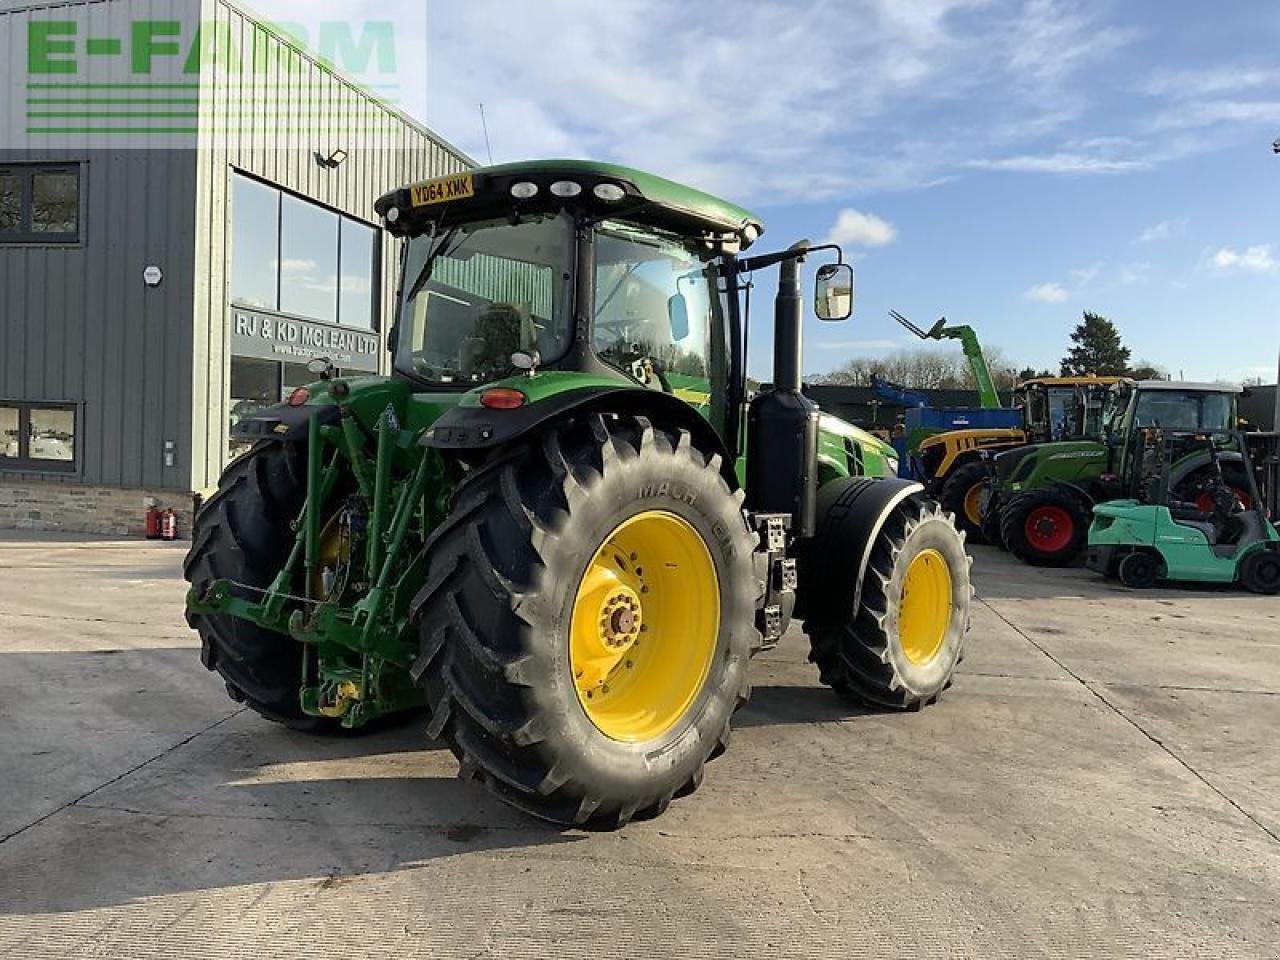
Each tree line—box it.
[809,311,1168,388]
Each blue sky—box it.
[259,0,1280,383]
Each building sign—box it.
[229,306,379,372]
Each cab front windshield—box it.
[396,213,574,384]
[1131,390,1235,431]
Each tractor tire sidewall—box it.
[939,460,991,544]
[1001,488,1090,566]
[415,415,757,825]
[881,512,971,697]
[1241,551,1280,595]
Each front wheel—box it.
[411,414,759,827]
[1240,550,1280,595]
[802,483,971,709]
[939,460,992,544]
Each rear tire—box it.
[802,485,971,709]
[411,414,758,827]
[184,442,338,731]
[1117,551,1161,589]
[939,460,991,544]
[1001,487,1091,567]
[1240,551,1280,595]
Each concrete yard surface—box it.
[1,532,1279,958]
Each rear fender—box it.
[1047,479,1095,508]
[423,385,738,487]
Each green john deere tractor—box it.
[1087,428,1280,592]
[981,380,1250,566]
[185,160,972,827]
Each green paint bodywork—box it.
[1001,440,1107,497]
[1089,500,1280,584]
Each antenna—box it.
[479,102,494,164]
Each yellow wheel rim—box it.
[898,548,953,665]
[569,510,720,742]
[963,482,985,526]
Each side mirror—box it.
[667,293,690,341]
[814,263,854,321]
[306,356,335,380]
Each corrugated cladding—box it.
[0,0,472,493]
[1,0,200,492]
[191,0,472,490]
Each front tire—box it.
[802,483,971,709]
[1001,487,1091,567]
[939,460,991,544]
[1240,551,1280,595]
[411,414,759,827]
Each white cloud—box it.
[1207,245,1278,275]
[1025,282,1069,303]
[1151,99,1280,131]
[968,152,1149,174]
[1070,261,1103,286]
[824,208,897,248]
[1142,65,1278,99]
[1135,218,1188,243]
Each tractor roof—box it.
[377,159,765,249]
[1136,380,1243,393]
[1021,375,1129,389]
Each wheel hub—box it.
[600,589,643,649]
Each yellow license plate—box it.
[410,173,475,207]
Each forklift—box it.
[1087,428,1280,593]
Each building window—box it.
[0,164,80,243]
[0,401,78,472]
[229,171,378,327]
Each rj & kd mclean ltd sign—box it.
[230,306,379,373]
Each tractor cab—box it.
[1017,375,1125,443]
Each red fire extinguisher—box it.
[160,508,177,541]
[145,506,162,539]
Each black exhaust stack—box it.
[746,241,820,538]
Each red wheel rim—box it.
[1024,505,1074,553]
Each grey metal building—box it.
[0,0,471,533]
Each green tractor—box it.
[185,160,972,827]
[1087,428,1280,592]
[915,374,1123,542]
[981,380,1250,566]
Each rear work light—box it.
[479,387,526,410]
